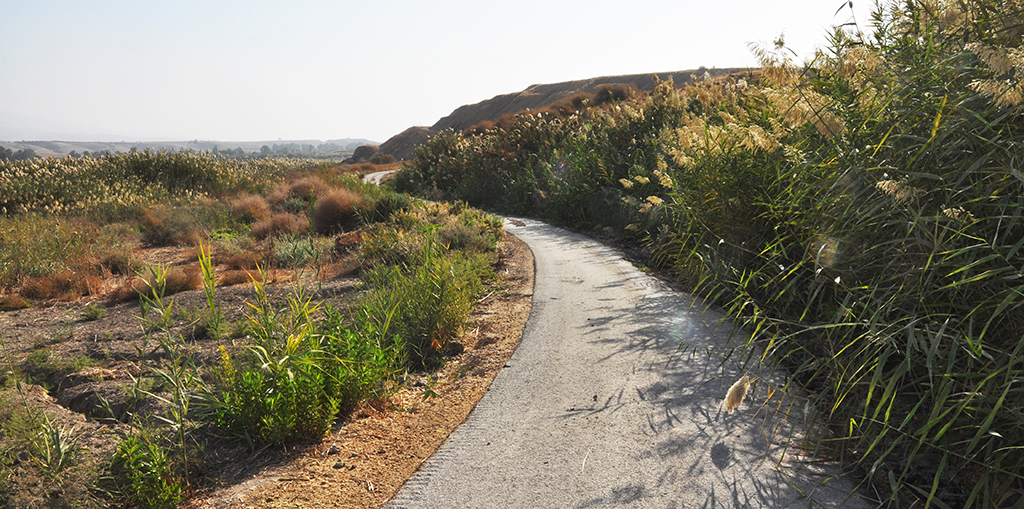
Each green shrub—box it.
[271,235,334,268]
[361,233,488,368]
[109,428,186,509]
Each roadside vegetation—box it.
[398,1,1024,506]
[0,150,499,507]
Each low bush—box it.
[229,193,271,224]
[19,270,103,301]
[251,212,308,239]
[311,188,367,235]
[140,206,203,246]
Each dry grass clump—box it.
[251,213,309,239]
[355,163,378,174]
[217,269,261,287]
[140,205,203,246]
[312,188,367,235]
[19,270,104,301]
[107,265,202,303]
[219,250,263,270]
[100,250,143,276]
[230,192,272,224]
[0,294,31,311]
[267,176,330,205]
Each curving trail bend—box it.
[386,218,871,508]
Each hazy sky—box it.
[0,0,876,143]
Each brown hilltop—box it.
[375,67,752,161]
[378,127,435,162]
[431,68,750,132]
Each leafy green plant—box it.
[361,232,488,367]
[81,302,107,321]
[271,235,334,268]
[108,427,186,509]
[197,244,223,340]
[137,263,176,333]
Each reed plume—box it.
[723,375,752,413]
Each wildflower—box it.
[619,178,633,189]
[633,176,650,185]
[645,196,664,206]
[723,375,752,413]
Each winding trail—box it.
[386,218,871,508]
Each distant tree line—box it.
[2,143,354,161]
[0,146,37,161]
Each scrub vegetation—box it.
[398,1,1024,506]
[0,150,501,507]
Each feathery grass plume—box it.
[723,374,752,413]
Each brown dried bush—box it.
[355,163,378,174]
[100,250,143,276]
[140,205,202,246]
[267,176,330,205]
[162,265,202,296]
[312,189,367,235]
[217,269,261,287]
[219,250,263,270]
[230,193,272,224]
[106,265,202,303]
[20,270,103,301]
[0,295,31,311]
[251,213,309,239]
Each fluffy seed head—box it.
[724,375,752,413]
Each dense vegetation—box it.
[0,151,501,507]
[398,1,1024,506]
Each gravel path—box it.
[386,218,873,508]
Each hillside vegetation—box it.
[397,1,1024,506]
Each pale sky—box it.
[0,0,877,143]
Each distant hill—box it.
[431,68,750,133]
[376,68,752,161]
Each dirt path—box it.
[386,218,872,508]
